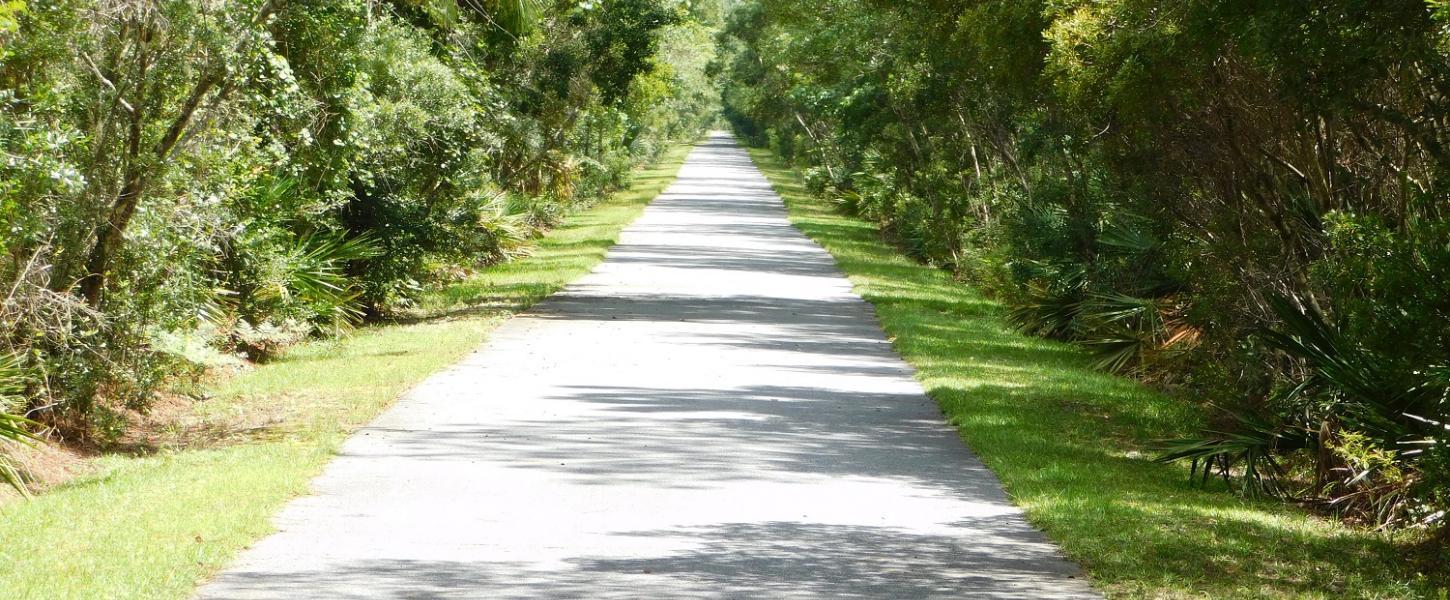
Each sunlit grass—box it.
[748,147,1445,600]
[0,144,692,600]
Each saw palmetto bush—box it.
[217,230,381,360]
[1075,293,1185,375]
[1160,295,1448,528]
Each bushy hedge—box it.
[716,0,1450,537]
[0,0,721,454]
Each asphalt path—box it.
[196,132,1100,599]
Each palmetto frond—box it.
[0,353,40,495]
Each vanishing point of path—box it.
[198,133,1100,599]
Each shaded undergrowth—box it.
[749,147,1443,599]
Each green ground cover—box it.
[749,147,1444,600]
[0,145,691,600]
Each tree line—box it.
[0,0,723,486]
[715,0,1449,539]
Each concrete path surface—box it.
[197,133,1100,599]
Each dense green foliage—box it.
[0,0,719,456]
[717,1,1450,538]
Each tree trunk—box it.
[74,1,279,307]
[77,174,146,306]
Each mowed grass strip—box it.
[0,144,692,600]
[747,147,1442,600]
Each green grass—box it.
[0,144,692,600]
[748,147,1446,600]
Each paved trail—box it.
[198,133,1099,599]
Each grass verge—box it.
[748,147,1445,599]
[0,144,692,600]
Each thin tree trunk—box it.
[76,0,279,306]
[78,69,221,307]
